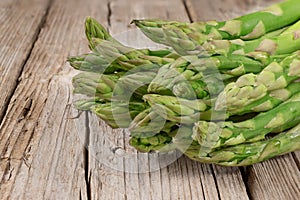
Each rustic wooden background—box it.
[0,0,299,199]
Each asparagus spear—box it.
[143,94,228,124]
[185,126,300,166]
[68,40,177,74]
[129,125,193,153]
[85,17,178,59]
[72,64,163,102]
[130,123,300,166]
[216,51,300,111]
[147,54,264,99]
[72,72,121,100]
[230,82,300,115]
[68,17,178,74]
[143,81,300,127]
[85,16,121,49]
[133,0,300,49]
[193,92,300,154]
[129,108,178,137]
[164,19,300,55]
[76,99,148,128]
[129,132,175,153]
[148,64,226,99]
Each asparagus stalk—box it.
[193,92,300,154]
[68,17,178,74]
[72,72,121,100]
[133,0,300,50]
[164,19,300,55]
[129,108,178,137]
[185,126,300,166]
[129,132,175,153]
[76,99,148,128]
[147,54,263,99]
[143,94,227,124]
[130,123,300,166]
[72,64,163,102]
[216,51,300,111]
[129,126,193,153]
[143,81,300,126]
[133,20,290,52]
[148,64,226,99]
[230,82,300,115]
[68,40,177,74]
[85,16,121,49]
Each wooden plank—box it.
[185,0,282,22]
[0,0,109,199]
[184,1,300,199]
[0,0,50,122]
[213,166,250,200]
[246,154,300,200]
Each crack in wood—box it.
[291,152,300,170]
[0,0,54,126]
[107,1,112,27]
[84,112,91,200]
[210,165,222,200]
[17,98,33,122]
[182,0,194,22]
[240,166,253,200]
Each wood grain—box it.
[0,0,109,199]
[0,0,50,123]
[246,154,300,200]
[185,0,282,22]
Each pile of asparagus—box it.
[68,0,300,166]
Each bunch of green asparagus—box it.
[68,0,300,166]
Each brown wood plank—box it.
[246,154,300,200]
[184,1,300,199]
[0,0,109,199]
[0,0,51,122]
[185,0,282,22]
[213,166,250,200]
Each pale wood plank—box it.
[0,0,109,199]
[185,0,282,22]
[0,0,50,122]
[213,166,250,200]
[246,154,300,200]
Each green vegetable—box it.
[76,99,148,128]
[69,12,300,166]
[133,0,300,54]
[193,92,300,154]
[186,125,300,166]
[216,51,300,112]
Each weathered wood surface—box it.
[0,0,51,122]
[0,0,299,199]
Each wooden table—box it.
[0,0,299,199]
